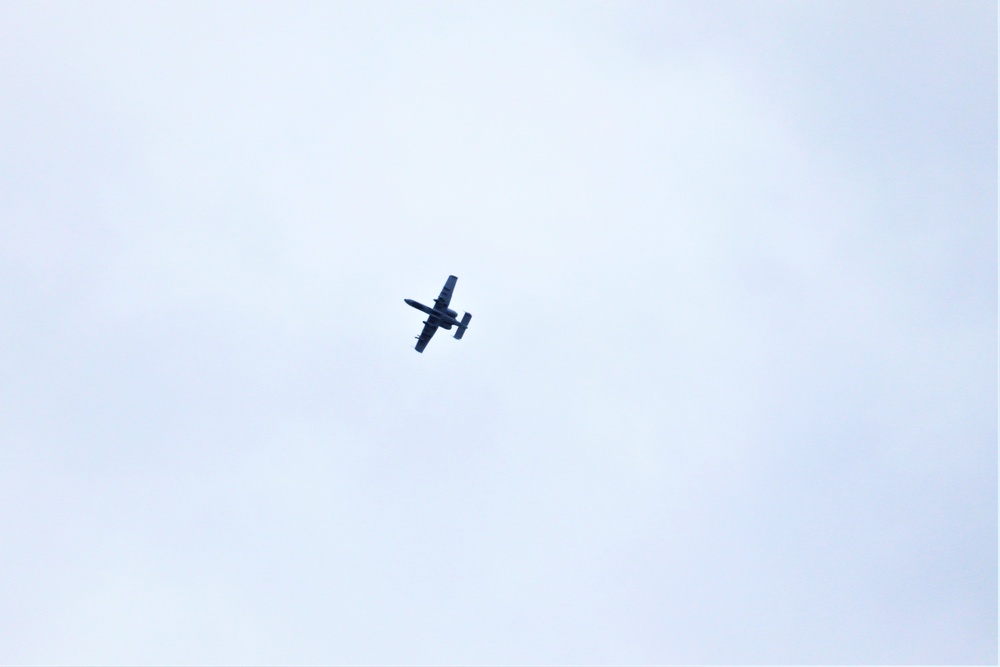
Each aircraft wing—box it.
[414,320,438,353]
[433,275,458,309]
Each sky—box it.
[0,1,996,664]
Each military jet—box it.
[404,275,472,353]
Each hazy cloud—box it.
[0,2,994,664]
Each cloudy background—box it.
[0,1,995,664]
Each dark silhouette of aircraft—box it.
[404,275,472,353]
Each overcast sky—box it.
[0,2,995,665]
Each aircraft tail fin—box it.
[454,312,472,339]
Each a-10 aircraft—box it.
[404,275,472,353]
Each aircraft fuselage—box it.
[404,299,461,329]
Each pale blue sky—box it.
[0,2,995,664]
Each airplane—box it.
[404,275,472,353]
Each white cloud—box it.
[0,2,994,664]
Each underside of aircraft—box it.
[404,275,472,353]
